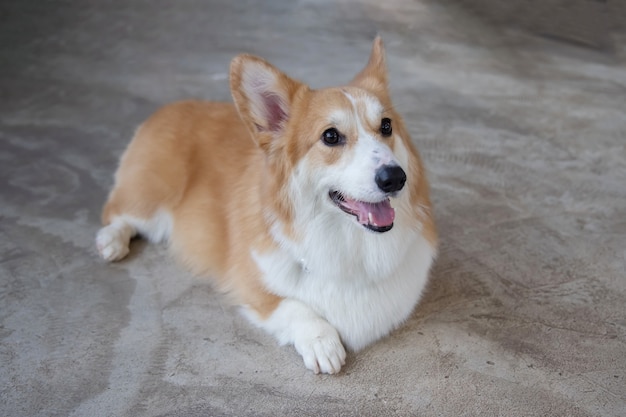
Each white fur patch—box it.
[328,108,352,128]
[342,91,383,128]
[96,211,172,262]
[255,218,435,351]
[243,299,346,374]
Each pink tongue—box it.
[343,198,395,227]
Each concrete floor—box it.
[1,0,625,416]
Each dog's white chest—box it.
[253,228,435,351]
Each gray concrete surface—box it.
[1,0,625,416]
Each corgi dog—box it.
[96,37,437,374]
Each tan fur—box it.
[102,100,282,316]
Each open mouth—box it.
[329,191,395,233]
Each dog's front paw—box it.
[295,327,346,374]
[249,299,347,374]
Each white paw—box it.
[295,328,346,374]
[250,299,347,375]
[96,226,130,262]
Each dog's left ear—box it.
[230,55,305,150]
[350,36,389,94]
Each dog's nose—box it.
[375,165,406,193]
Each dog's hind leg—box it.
[96,210,173,261]
[96,159,177,262]
[97,172,175,264]
[96,215,137,262]
[97,194,174,263]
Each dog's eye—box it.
[380,118,392,137]
[321,128,343,146]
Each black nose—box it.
[375,165,406,193]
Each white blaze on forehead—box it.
[329,108,352,127]
[341,91,383,134]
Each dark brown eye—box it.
[381,118,392,137]
[322,128,343,146]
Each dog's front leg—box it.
[246,299,346,374]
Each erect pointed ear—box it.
[350,36,388,93]
[230,55,305,148]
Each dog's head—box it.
[230,37,427,236]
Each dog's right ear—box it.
[230,55,305,150]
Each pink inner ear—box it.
[261,92,287,132]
